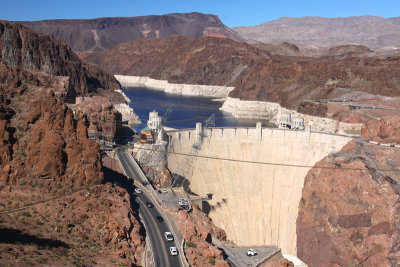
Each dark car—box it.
[141,181,148,186]
[157,190,162,194]
[146,202,154,208]
[155,215,163,222]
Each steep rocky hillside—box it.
[85,35,269,86]
[85,35,400,112]
[0,20,121,99]
[234,16,400,56]
[19,13,246,53]
[0,20,137,140]
[297,118,400,266]
[0,21,145,265]
[0,64,144,265]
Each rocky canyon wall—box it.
[166,127,352,256]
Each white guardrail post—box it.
[138,213,156,267]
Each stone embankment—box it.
[220,97,363,134]
[115,75,234,98]
[113,89,141,125]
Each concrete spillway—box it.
[166,127,351,255]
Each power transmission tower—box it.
[170,114,215,192]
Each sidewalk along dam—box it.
[165,126,352,257]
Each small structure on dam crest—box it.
[279,113,305,130]
[138,109,172,167]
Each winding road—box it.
[116,147,182,267]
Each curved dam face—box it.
[166,127,351,255]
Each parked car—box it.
[246,249,257,256]
[134,188,142,194]
[164,232,174,242]
[141,181,148,186]
[161,189,168,194]
[157,190,162,194]
[155,215,163,222]
[146,202,154,208]
[169,246,178,256]
[178,198,188,205]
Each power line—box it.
[0,184,103,214]
[129,144,400,172]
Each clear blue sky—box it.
[1,0,399,27]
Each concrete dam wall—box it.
[166,127,352,256]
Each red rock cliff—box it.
[297,125,400,266]
[0,59,144,266]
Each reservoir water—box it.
[122,87,273,131]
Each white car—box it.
[161,189,168,194]
[134,188,142,194]
[169,246,178,256]
[247,249,257,256]
[178,198,188,205]
[164,232,174,242]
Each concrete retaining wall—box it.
[166,127,352,256]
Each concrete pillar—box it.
[256,122,262,140]
[196,122,202,142]
[196,122,202,135]
[158,127,164,142]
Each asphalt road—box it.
[117,147,182,267]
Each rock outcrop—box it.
[0,62,103,187]
[171,205,228,267]
[297,120,400,266]
[0,20,120,99]
[361,116,400,144]
[19,12,246,53]
[72,96,121,141]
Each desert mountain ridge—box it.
[18,12,246,53]
[235,15,400,56]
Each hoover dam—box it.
[166,126,352,256]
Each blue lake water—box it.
[122,87,273,132]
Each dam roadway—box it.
[116,147,182,267]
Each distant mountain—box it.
[19,12,246,53]
[234,16,400,55]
